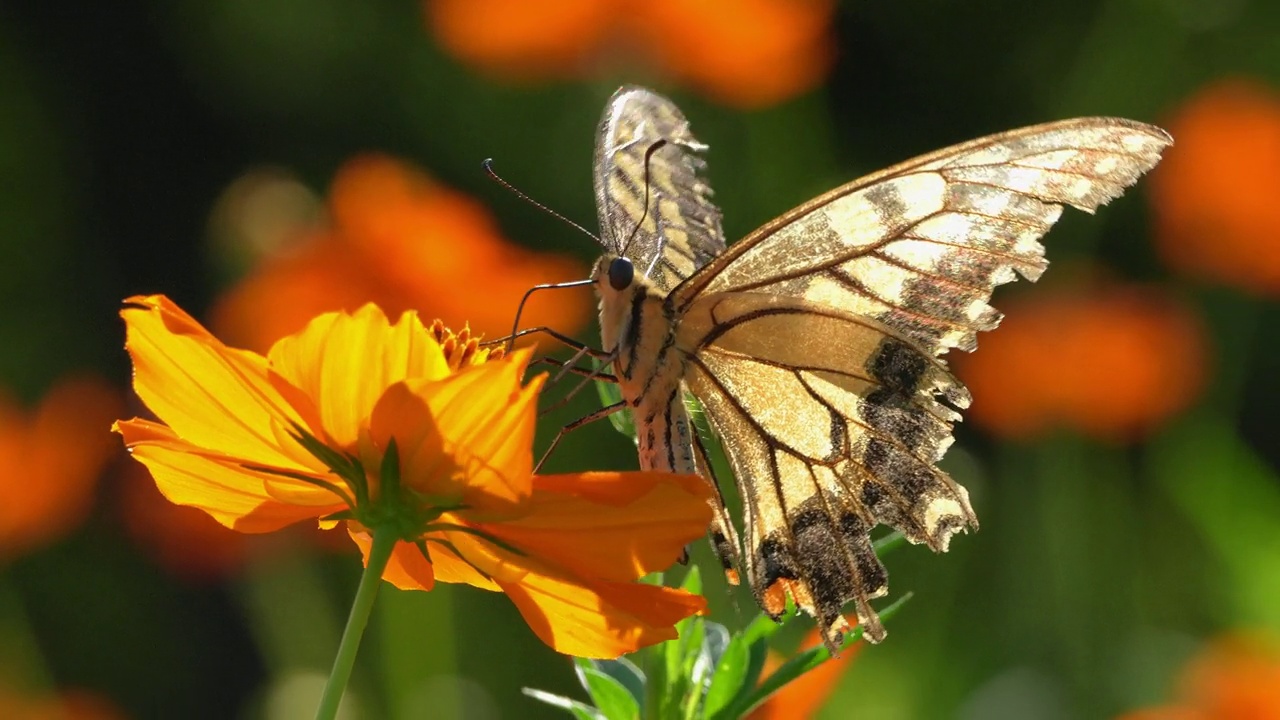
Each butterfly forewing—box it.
[588,88,1171,651]
[593,86,726,294]
[674,118,1171,356]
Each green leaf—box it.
[652,616,700,720]
[693,621,730,684]
[642,641,669,720]
[702,630,749,719]
[741,610,783,648]
[522,688,606,720]
[684,622,730,720]
[588,657,646,710]
[679,565,703,596]
[575,660,640,720]
[724,633,770,720]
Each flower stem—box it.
[315,528,397,720]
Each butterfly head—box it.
[606,255,635,291]
[593,252,660,360]
[591,253,642,295]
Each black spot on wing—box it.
[868,339,929,394]
[861,387,931,455]
[790,503,855,622]
[864,438,932,501]
[862,182,909,225]
[837,511,888,597]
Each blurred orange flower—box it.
[1116,634,1280,720]
[1150,79,1280,296]
[425,0,837,108]
[116,295,712,657]
[0,376,122,560]
[750,623,860,719]
[954,280,1206,442]
[210,154,589,354]
[0,685,124,720]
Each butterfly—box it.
[579,86,1169,651]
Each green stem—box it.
[315,528,397,720]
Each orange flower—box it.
[0,376,123,560]
[750,623,860,720]
[953,280,1206,442]
[1150,79,1280,296]
[1116,634,1280,720]
[210,155,589,354]
[425,0,836,108]
[115,295,711,657]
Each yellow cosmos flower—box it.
[114,295,711,658]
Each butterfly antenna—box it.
[482,159,599,353]
[619,139,669,258]
[483,158,599,244]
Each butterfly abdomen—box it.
[633,383,698,474]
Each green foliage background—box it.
[2,0,1279,718]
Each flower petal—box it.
[499,571,706,658]
[434,526,530,586]
[483,471,714,581]
[348,529,437,591]
[121,295,317,471]
[267,304,451,450]
[369,349,541,515]
[117,418,344,532]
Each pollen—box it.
[429,319,504,369]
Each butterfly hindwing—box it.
[679,291,976,642]
[593,86,726,294]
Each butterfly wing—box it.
[674,118,1172,355]
[673,119,1171,648]
[594,86,726,293]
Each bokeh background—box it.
[3,0,1280,717]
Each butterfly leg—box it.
[482,326,612,359]
[534,401,628,473]
[532,357,618,384]
[537,347,621,418]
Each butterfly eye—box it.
[607,257,635,290]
